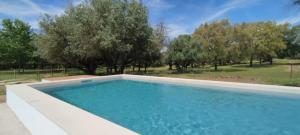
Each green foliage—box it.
[36,0,158,74]
[190,20,288,70]
[0,19,35,69]
[193,19,232,70]
[167,35,202,72]
[280,24,300,58]
[232,22,287,66]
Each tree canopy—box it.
[167,35,202,72]
[193,19,232,70]
[166,19,289,71]
[0,19,35,70]
[36,0,160,74]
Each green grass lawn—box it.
[128,59,300,86]
[0,85,5,103]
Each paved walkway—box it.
[0,103,31,135]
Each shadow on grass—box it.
[232,64,275,68]
[128,67,246,75]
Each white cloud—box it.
[0,0,65,29]
[0,0,64,17]
[143,0,175,10]
[278,15,300,25]
[20,0,47,13]
[199,0,256,24]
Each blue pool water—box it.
[40,80,300,135]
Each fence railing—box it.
[0,68,83,82]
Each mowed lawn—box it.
[0,85,5,102]
[129,59,300,87]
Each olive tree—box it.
[167,35,202,72]
[36,0,154,74]
[193,19,232,71]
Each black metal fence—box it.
[0,68,83,82]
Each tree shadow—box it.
[232,64,274,68]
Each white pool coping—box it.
[6,74,300,135]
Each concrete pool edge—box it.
[122,74,300,96]
[6,75,139,135]
[6,74,300,135]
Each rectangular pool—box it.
[37,78,300,135]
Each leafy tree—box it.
[37,0,115,74]
[259,22,287,64]
[228,24,248,64]
[0,19,35,70]
[137,22,167,71]
[140,36,163,72]
[193,19,232,71]
[36,0,155,74]
[247,22,286,65]
[233,22,286,66]
[167,35,201,72]
[280,24,300,58]
[103,1,153,73]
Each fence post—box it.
[290,63,293,79]
[14,69,16,79]
[51,65,54,77]
[64,67,67,76]
[37,69,41,80]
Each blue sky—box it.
[0,0,299,38]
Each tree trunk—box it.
[119,66,125,74]
[138,63,141,72]
[270,57,273,65]
[259,58,262,65]
[169,63,173,70]
[106,67,113,74]
[114,66,118,74]
[214,57,218,71]
[250,55,253,67]
[214,63,218,71]
[84,63,97,75]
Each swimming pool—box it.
[38,79,300,135]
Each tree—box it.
[193,19,232,71]
[36,0,154,74]
[0,19,35,70]
[37,0,116,74]
[167,35,201,72]
[280,24,300,58]
[259,22,287,64]
[233,22,286,66]
[136,22,167,71]
[228,24,248,64]
[102,0,153,73]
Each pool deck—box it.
[0,103,31,135]
[42,75,96,82]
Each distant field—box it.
[128,59,300,87]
